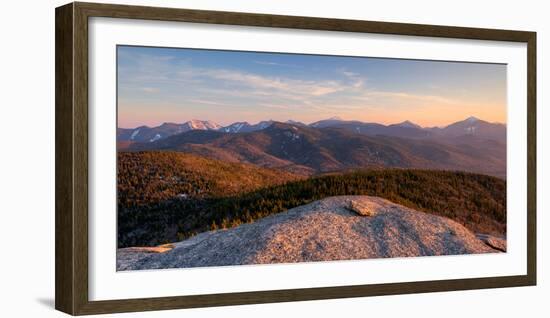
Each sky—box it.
[117,45,507,129]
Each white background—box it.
[0,0,548,317]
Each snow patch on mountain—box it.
[222,122,249,133]
[150,134,162,142]
[179,120,222,131]
[465,126,477,135]
[130,129,140,140]
[257,121,273,129]
[283,131,301,141]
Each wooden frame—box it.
[55,2,537,315]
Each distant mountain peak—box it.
[285,119,305,126]
[394,120,421,129]
[256,120,274,129]
[160,122,176,126]
[221,121,250,133]
[465,116,479,123]
[219,120,275,133]
[309,116,346,128]
[188,119,204,126]
[184,119,222,130]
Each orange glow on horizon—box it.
[118,102,506,129]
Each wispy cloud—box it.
[365,91,455,105]
[120,54,459,119]
[341,70,359,78]
[186,99,229,106]
[196,68,346,97]
[141,87,159,93]
[123,51,351,97]
[253,60,298,68]
[117,47,506,127]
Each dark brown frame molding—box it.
[55,2,537,315]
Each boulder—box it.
[346,199,378,216]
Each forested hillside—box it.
[118,151,301,207]
[118,162,506,247]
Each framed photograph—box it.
[55,2,536,315]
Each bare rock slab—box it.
[476,234,507,252]
[346,199,378,216]
[117,244,174,271]
[118,196,506,271]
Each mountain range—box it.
[118,116,505,143]
[120,117,506,178]
[117,120,222,143]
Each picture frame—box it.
[55,1,536,315]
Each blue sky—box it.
[117,45,506,128]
